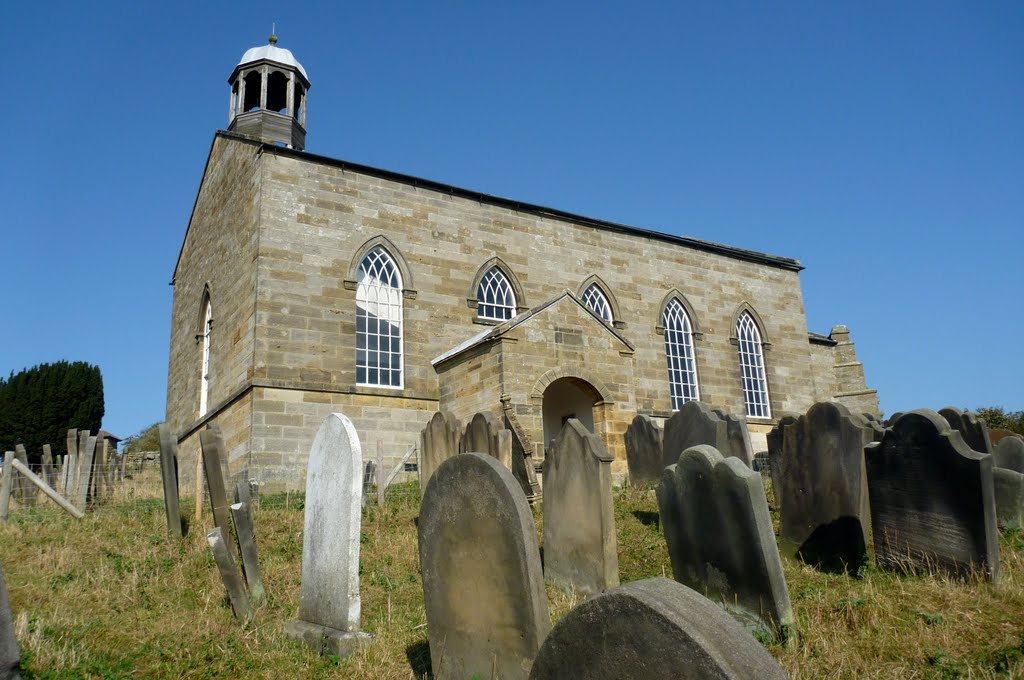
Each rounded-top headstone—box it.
[994,436,1024,474]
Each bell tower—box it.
[228,33,310,150]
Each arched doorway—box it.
[542,377,602,453]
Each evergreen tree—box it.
[0,361,105,464]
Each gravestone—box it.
[657,445,794,640]
[775,402,876,572]
[990,429,1022,447]
[529,578,788,680]
[993,468,1024,530]
[766,414,798,496]
[865,410,999,580]
[284,413,371,656]
[419,411,461,489]
[994,436,1024,474]
[0,564,21,680]
[230,501,266,606]
[939,407,992,453]
[624,415,663,488]
[711,407,755,467]
[199,427,232,536]
[419,453,549,680]
[543,419,619,595]
[207,527,251,622]
[158,424,183,538]
[663,401,739,469]
[461,412,512,470]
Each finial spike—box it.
[269,22,278,45]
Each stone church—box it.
[166,38,878,489]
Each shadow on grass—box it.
[406,639,433,679]
[632,510,660,529]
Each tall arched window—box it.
[736,311,770,418]
[477,268,517,321]
[662,299,699,410]
[199,299,212,417]
[581,283,613,323]
[357,246,404,388]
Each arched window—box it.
[662,299,699,410]
[736,311,770,418]
[477,268,517,321]
[356,246,403,388]
[581,283,613,323]
[199,299,213,417]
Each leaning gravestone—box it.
[199,427,232,536]
[766,414,798,496]
[663,401,742,469]
[419,411,461,489]
[994,436,1024,474]
[543,420,619,595]
[419,453,549,680]
[284,413,371,656]
[624,415,663,488]
[865,410,999,580]
[0,564,21,680]
[461,412,513,470]
[657,445,794,640]
[939,407,993,454]
[711,407,755,467]
[775,402,876,573]
[158,424,183,538]
[529,578,788,680]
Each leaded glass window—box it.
[199,300,212,416]
[736,312,770,418]
[356,247,403,388]
[477,268,516,321]
[662,299,699,410]
[582,283,613,323]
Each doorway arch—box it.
[542,377,603,453]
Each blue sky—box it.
[2,1,1021,442]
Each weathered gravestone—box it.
[199,427,232,536]
[207,527,251,622]
[0,564,21,680]
[939,407,993,454]
[766,414,798,495]
[461,411,513,470]
[419,453,549,680]
[865,410,999,580]
[990,429,1022,447]
[543,419,619,595]
[284,413,371,656]
[664,401,750,469]
[994,436,1024,474]
[158,424,184,538]
[657,445,794,640]
[419,411,461,490]
[230,501,266,606]
[711,407,755,467]
[775,402,877,573]
[529,578,788,680]
[624,414,663,488]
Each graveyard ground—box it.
[1,472,1023,679]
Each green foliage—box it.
[974,406,1024,436]
[0,360,104,463]
[122,421,162,453]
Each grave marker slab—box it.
[158,424,183,538]
[939,407,993,454]
[624,415,663,488]
[0,564,22,680]
[711,407,755,467]
[284,413,371,657]
[419,411,461,490]
[993,468,1024,530]
[543,419,619,595]
[419,452,549,680]
[529,578,788,680]
[207,527,251,622]
[461,411,512,470]
[775,402,876,572]
[230,502,266,606]
[865,410,999,580]
[994,436,1024,474]
[657,445,794,640]
[199,427,232,536]
[663,401,736,469]
[766,414,798,496]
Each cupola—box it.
[228,33,310,150]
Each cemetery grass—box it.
[0,479,1022,678]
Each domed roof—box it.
[236,41,308,80]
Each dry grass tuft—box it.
[0,474,1022,678]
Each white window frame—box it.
[736,312,771,418]
[662,299,700,410]
[477,268,517,321]
[582,283,613,323]
[356,246,404,389]
[199,300,212,417]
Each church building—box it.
[166,38,878,490]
